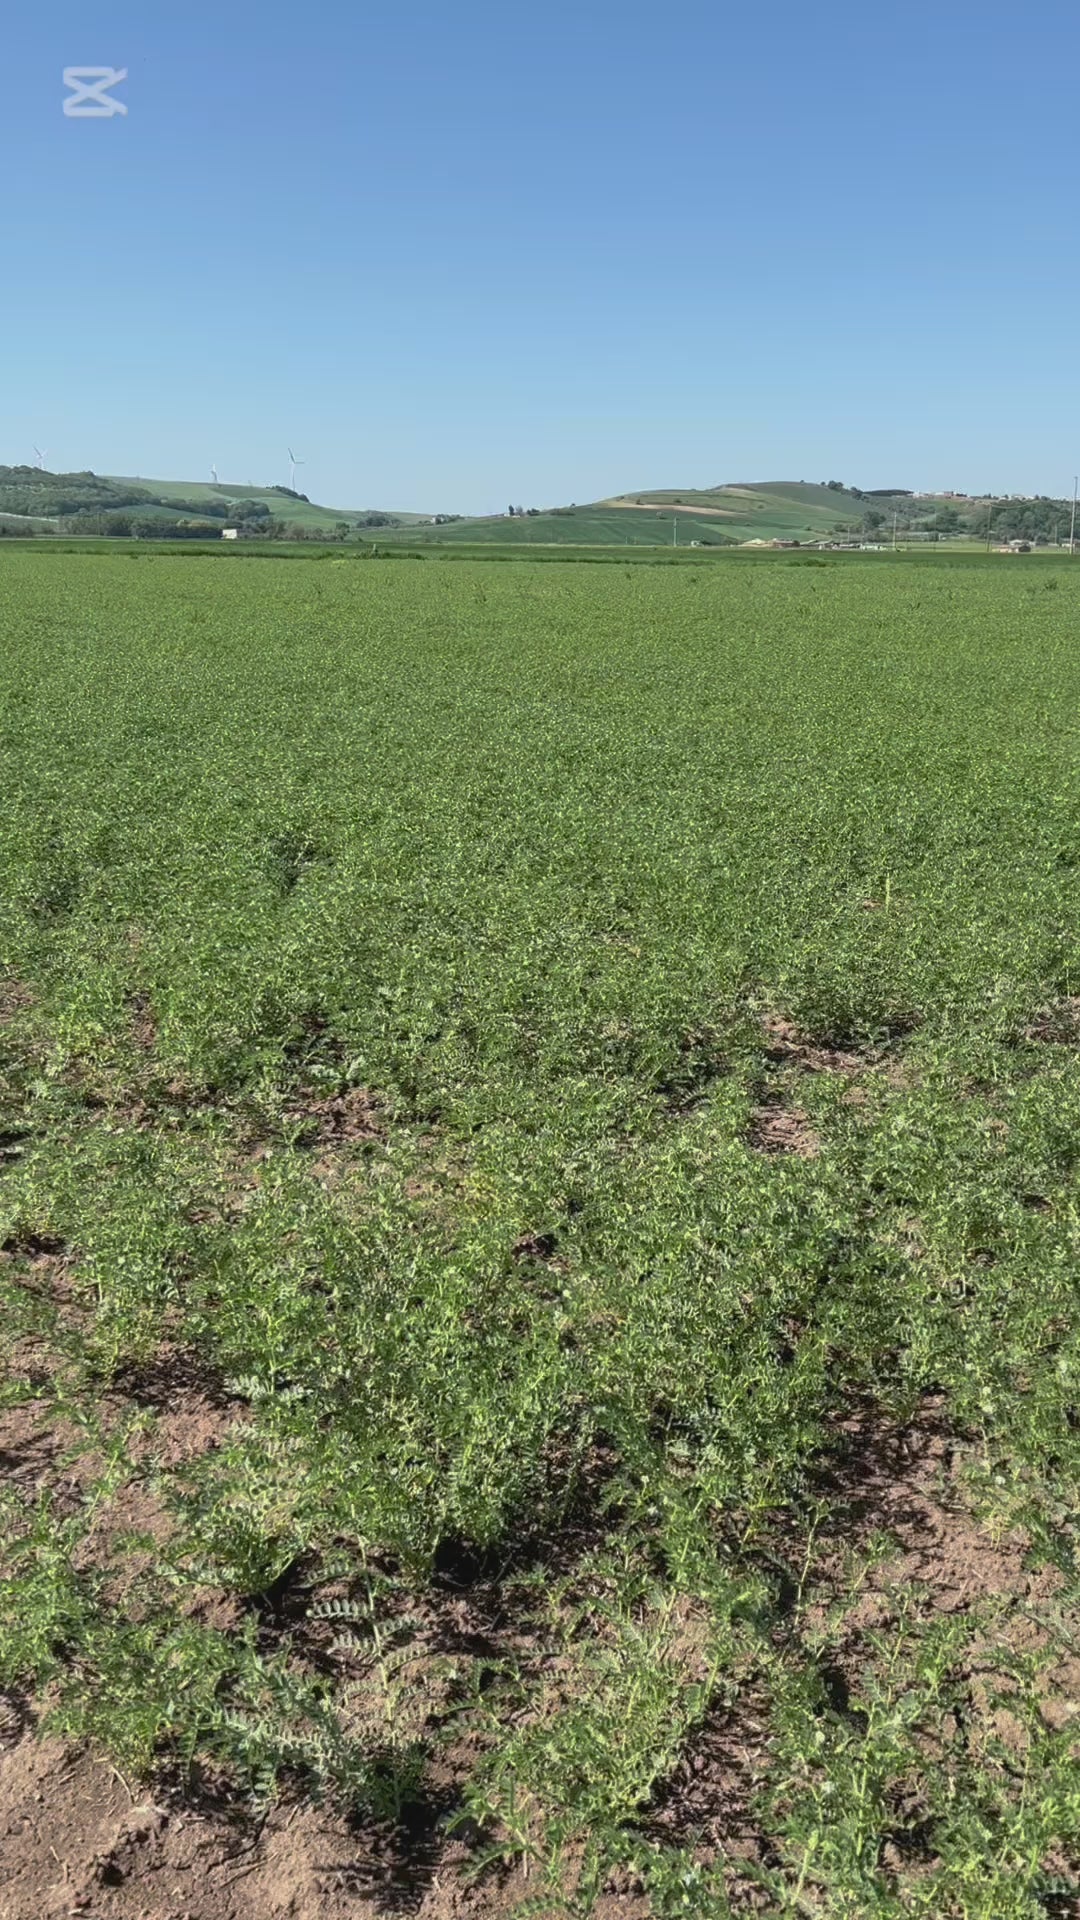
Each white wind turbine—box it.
[288,447,305,490]
[210,462,219,485]
[33,446,47,470]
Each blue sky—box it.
[4,1,1079,513]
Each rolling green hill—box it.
[374,481,871,548]
[6,467,860,548]
[106,477,432,531]
[604,480,866,543]
[374,503,739,548]
[3,466,1062,550]
[376,481,1067,551]
[0,466,425,537]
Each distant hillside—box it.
[376,481,868,548]
[597,481,1073,548]
[107,477,433,532]
[0,466,427,538]
[2,467,1070,550]
[376,502,741,548]
[601,481,865,545]
[379,480,1075,550]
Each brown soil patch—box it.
[760,1015,867,1076]
[0,1717,654,1920]
[637,1697,775,1911]
[109,1347,238,1425]
[814,1399,1026,1604]
[285,1086,382,1150]
[747,1013,912,1156]
[2,1231,71,1269]
[747,1099,820,1158]
[141,1388,239,1474]
[0,1729,517,1920]
[0,1397,96,1520]
[1,1236,83,1356]
[806,1399,1080,1743]
[2,1340,244,1614]
[1026,996,1080,1043]
[281,1086,386,1194]
[0,979,34,1023]
[601,497,739,521]
[127,993,157,1054]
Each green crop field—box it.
[3,548,1080,1918]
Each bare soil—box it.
[0,1724,662,1920]
[746,1099,820,1157]
[806,1398,1080,1771]
[0,1730,494,1920]
[1025,996,1080,1044]
[746,1013,888,1157]
[0,979,34,1023]
[284,1088,382,1149]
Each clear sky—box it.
[5,1,1079,513]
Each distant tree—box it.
[171,519,224,539]
[169,498,229,519]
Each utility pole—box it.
[892,511,898,551]
[985,495,994,553]
[673,515,678,549]
[1070,477,1077,556]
